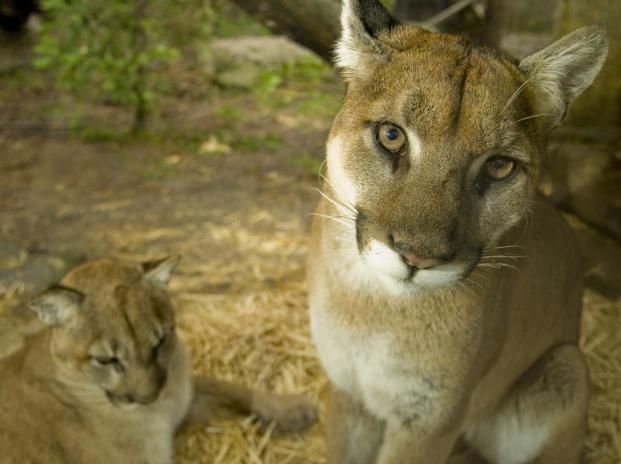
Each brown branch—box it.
[229,0,341,62]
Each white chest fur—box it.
[310,303,444,423]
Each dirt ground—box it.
[1,38,620,463]
[1,50,336,462]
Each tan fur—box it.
[0,258,317,464]
[308,1,608,463]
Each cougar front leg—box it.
[185,377,318,433]
[377,418,462,464]
[465,344,590,464]
[327,384,385,464]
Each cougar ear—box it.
[142,255,181,286]
[30,286,84,326]
[336,0,400,74]
[519,26,608,129]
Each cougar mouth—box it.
[359,237,482,289]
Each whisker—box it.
[314,187,357,216]
[317,158,327,182]
[514,113,550,124]
[479,262,519,272]
[319,173,358,214]
[503,75,534,113]
[307,213,354,228]
[481,254,526,260]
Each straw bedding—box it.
[0,223,618,463]
[171,227,621,464]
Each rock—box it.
[216,62,262,89]
[0,242,84,358]
[0,241,84,315]
[199,35,320,89]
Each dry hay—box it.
[582,290,621,463]
[174,284,327,464]
[2,222,618,463]
[171,237,621,463]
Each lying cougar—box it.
[0,257,317,464]
[308,1,608,463]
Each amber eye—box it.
[483,156,516,181]
[376,122,407,154]
[92,356,118,366]
[91,355,124,372]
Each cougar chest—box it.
[311,303,448,422]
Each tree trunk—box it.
[394,0,503,49]
[229,0,341,62]
[131,0,148,133]
[230,0,504,60]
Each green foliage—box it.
[209,0,270,37]
[231,131,285,152]
[34,0,213,131]
[249,57,335,109]
[215,105,244,122]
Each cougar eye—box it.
[376,122,407,154]
[91,356,123,372]
[483,156,516,181]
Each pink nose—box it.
[399,252,442,269]
[393,242,444,269]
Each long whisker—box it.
[477,262,519,272]
[319,173,358,214]
[314,187,357,216]
[307,213,354,228]
[503,75,534,113]
[317,158,327,182]
[515,113,550,124]
[480,254,526,260]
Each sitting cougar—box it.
[308,1,608,463]
[0,257,317,464]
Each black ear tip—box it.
[353,0,400,37]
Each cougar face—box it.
[327,21,603,290]
[30,258,180,409]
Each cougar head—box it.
[326,0,607,291]
[30,257,180,409]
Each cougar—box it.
[0,257,317,464]
[307,1,608,463]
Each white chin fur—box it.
[414,267,464,287]
[362,240,409,280]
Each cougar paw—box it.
[253,393,318,434]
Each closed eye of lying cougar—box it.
[0,257,317,464]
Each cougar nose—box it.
[393,242,444,269]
